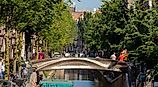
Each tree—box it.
[0,0,77,79]
[0,0,56,59]
[80,12,103,50]
[1,0,77,53]
[79,0,128,56]
[40,1,76,52]
[79,0,158,68]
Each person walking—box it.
[137,72,146,87]
[29,67,38,87]
[23,67,27,79]
[2,59,4,79]
[0,58,3,79]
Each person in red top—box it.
[118,53,125,61]
[39,51,44,61]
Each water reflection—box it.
[50,69,106,87]
[40,69,127,87]
[73,80,95,87]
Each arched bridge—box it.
[31,58,128,72]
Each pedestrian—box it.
[137,72,146,87]
[36,71,41,86]
[118,53,125,61]
[110,52,116,60]
[30,67,38,87]
[0,58,3,79]
[39,50,44,61]
[2,59,4,79]
[122,49,128,61]
[23,67,27,79]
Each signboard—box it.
[40,80,74,87]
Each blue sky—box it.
[72,0,102,11]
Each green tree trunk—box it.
[13,30,18,74]
[18,32,23,78]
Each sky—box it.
[71,0,102,11]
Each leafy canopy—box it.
[0,0,77,51]
[79,0,158,68]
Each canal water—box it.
[40,69,106,87]
[40,80,103,87]
[40,80,98,87]
[73,80,95,87]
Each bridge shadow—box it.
[96,70,128,87]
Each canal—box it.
[39,69,127,87]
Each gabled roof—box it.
[71,11,84,21]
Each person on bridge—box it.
[110,52,116,60]
[118,53,125,61]
[122,49,128,61]
[39,50,44,61]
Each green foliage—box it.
[81,12,103,50]
[40,1,76,51]
[1,0,53,31]
[0,0,76,51]
[79,0,158,67]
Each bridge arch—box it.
[31,58,128,72]
[36,58,112,71]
